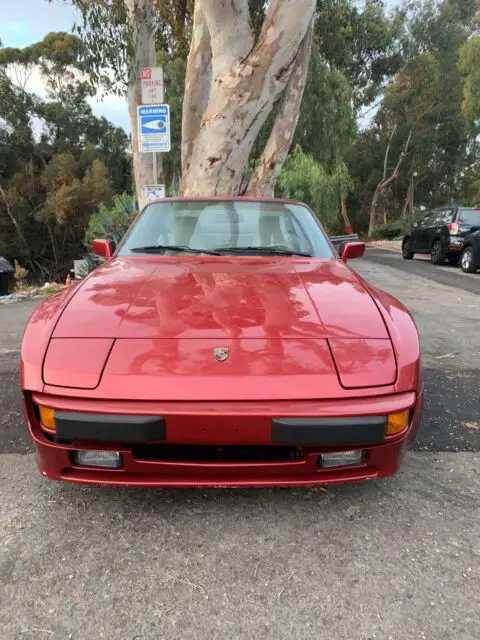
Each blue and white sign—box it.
[138,104,171,153]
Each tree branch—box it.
[249,0,316,81]
[202,0,253,77]
[181,0,212,174]
[368,126,414,237]
[0,185,34,269]
[246,22,313,197]
[380,127,414,192]
[181,0,316,196]
[382,125,397,182]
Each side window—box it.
[420,212,436,227]
[436,209,455,224]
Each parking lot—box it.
[1,250,479,639]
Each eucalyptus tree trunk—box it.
[181,0,316,197]
[125,0,162,210]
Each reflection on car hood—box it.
[53,256,389,340]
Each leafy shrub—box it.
[277,147,353,233]
[85,193,137,247]
[372,220,404,240]
[14,260,28,288]
[74,254,104,280]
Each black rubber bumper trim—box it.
[272,416,387,445]
[55,412,165,443]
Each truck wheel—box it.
[431,240,445,265]
[461,247,477,273]
[402,238,414,260]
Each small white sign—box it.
[145,184,166,203]
[141,67,164,104]
[138,104,171,153]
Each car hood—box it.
[53,257,388,341]
[43,257,396,400]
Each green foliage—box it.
[371,220,405,240]
[15,0,480,253]
[459,36,480,127]
[277,148,353,233]
[315,0,404,107]
[460,164,480,206]
[157,52,186,188]
[14,260,28,287]
[74,254,104,280]
[0,33,131,278]
[85,194,138,247]
[348,0,479,233]
[294,43,355,170]
[63,0,194,94]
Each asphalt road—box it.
[366,247,480,296]
[1,255,479,639]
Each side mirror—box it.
[341,241,365,262]
[92,239,115,259]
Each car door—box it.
[408,212,427,251]
[422,209,445,252]
[421,208,455,253]
[413,211,436,252]
[471,231,480,268]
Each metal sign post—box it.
[138,68,168,203]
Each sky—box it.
[2,0,400,135]
[1,0,130,132]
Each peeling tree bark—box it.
[181,0,212,177]
[180,0,316,197]
[246,22,313,197]
[125,0,161,211]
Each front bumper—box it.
[24,391,423,488]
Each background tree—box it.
[5,0,479,277]
[349,0,479,236]
[0,33,131,277]
[61,0,317,199]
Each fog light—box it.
[386,410,409,435]
[318,450,365,468]
[73,451,122,469]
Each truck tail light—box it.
[448,223,459,234]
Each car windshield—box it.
[458,208,480,226]
[118,200,335,258]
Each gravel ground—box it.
[1,453,479,640]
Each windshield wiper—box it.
[130,244,221,256]
[213,245,312,257]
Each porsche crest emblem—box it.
[213,347,230,362]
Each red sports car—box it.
[21,197,423,487]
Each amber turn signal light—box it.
[386,409,409,435]
[39,406,56,433]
